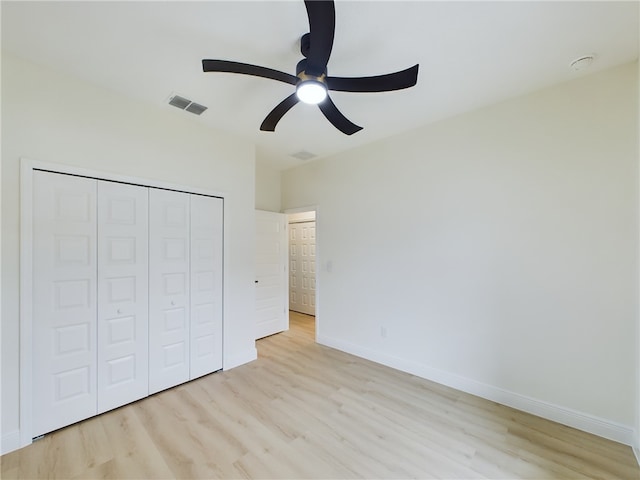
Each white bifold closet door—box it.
[33,171,98,437]
[148,189,191,394]
[148,191,224,393]
[32,171,224,435]
[97,181,149,413]
[190,195,223,379]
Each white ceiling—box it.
[2,1,638,170]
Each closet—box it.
[31,170,223,437]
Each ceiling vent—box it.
[290,150,317,161]
[167,93,208,115]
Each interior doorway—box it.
[288,214,316,316]
[286,208,318,339]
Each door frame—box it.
[284,206,319,340]
[19,157,225,449]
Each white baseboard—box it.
[634,446,640,467]
[317,334,635,447]
[224,347,257,370]
[2,429,22,455]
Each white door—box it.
[255,210,288,339]
[189,195,223,379]
[289,221,316,316]
[33,171,98,436]
[149,189,190,394]
[97,181,149,413]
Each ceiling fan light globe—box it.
[296,81,328,104]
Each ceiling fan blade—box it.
[318,96,362,135]
[260,93,300,132]
[304,0,335,76]
[202,60,297,85]
[327,64,419,93]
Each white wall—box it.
[255,161,281,212]
[283,62,639,444]
[1,52,258,452]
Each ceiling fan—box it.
[202,0,419,135]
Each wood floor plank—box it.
[2,311,639,479]
[97,406,174,478]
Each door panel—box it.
[33,171,98,436]
[149,189,190,394]
[189,195,223,379]
[97,181,149,413]
[289,222,316,315]
[255,210,288,339]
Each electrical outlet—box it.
[380,326,387,338]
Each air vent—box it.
[290,150,317,161]
[167,93,208,115]
[185,102,207,115]
[168,95,191,109]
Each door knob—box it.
[171,300,175,306]
[117,309,122,314]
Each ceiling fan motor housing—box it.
[295,59,328,104]
[296,59,327,82]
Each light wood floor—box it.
[2,311,639,479]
